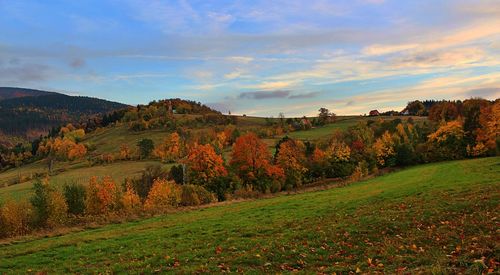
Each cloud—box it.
[362,44,419,56]
[249,81,294,90]
[0,62,52,83]
[289,91,321,99]
[465,87,500,98]
[69,58,86,68]
[238,90,291,99]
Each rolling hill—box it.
[0,87,128,142]
[0,157,498,273]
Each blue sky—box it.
[0,0,499,116]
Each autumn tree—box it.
[184,143,227,186]
[428,102,459,122]
[230,133,285,193]
[153,133,182,162]
[122,182,142,214]
[374,131,396,167]
[427,120,466,160]
[462,98,490,146]
[144,179,181,211]
[119,144,133,160]
[275,139,307,189]
[85,176,121,215]
[476,100,500,153]
[405,100,426,116]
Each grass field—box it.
[0,160,166,200]
[1,157,498,274]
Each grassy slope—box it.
[0,161,166,200]
[1,157,498,274]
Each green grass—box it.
[0,160,167,200]
[287,116,427,140]
[1,157,498,274]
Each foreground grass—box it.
[1,157,498,273]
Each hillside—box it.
[1,157,498,273]
[0,87,128,141]
[0,87,57,100]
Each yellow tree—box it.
[276,139,307,188]
[144,179,181,211]
[374,131,396,166]
[428,120,465,160]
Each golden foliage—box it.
[428,120,464,143]
[144,179,181,211]
[326,141,351,162]
[374,131,396,166]
[276,139,307,174]
[0,200,32,237]
[122,183,142,214]
[46,191,68,228]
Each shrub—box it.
[0,199,33,237]
[30,180,51,227]
[169,164,184,184]
[85,176,121,215]
[180,185,201,206]
[46,191,68,228]
[144,179,181,211]
[63,183,86,216]
[30,180,68,228]
[122,183,142,214]
[131,165,168,199]
[180,184,215,206]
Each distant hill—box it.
[0,87,128,142]
[0,87,57,100]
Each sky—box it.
[0,0,499,116]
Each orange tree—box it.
[184,143,227,186]
[476,100,500,154]
[230,133,284,193]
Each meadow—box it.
[1,157,498,274]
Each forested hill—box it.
[0,87,57,100]
[0,87,128,140]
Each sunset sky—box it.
[1,0,499,116]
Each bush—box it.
[325,161,356,178]
[63,183,86,216]
[131,165,168,199]
[122,183,142,214]
[30,180,68,228]
[180,185,200,206]
[180,184,216,206]
[144,179,181,211]
[0,199,33,237]
[47,191,68,227]
[169,164,184,184]
[85,176,121,215]
[30,180,50,227]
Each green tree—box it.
[137,138,154,159]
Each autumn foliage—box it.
[144,179,181,211]
[85,176,121,215]
[185,143,227,185]
[231,133,285,192]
